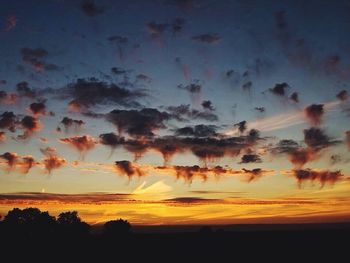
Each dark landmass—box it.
[1,208,349,259]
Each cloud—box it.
[20,47,59,72]
[239,154,262,164]
[0,192,132,204]
[149,137,181,165]
[234,121,247,134]
[40,147,66,174]
[254,107,265,113]
[81,0,104,17]
[269,82,289,96]
[0,131,5,142]
[290,92,299,103]
[18,116,42,140]
[106,108,170,137]
[291,169,344,188]
[304,104,324,126]
[108,35,128,44]
[165,104,218,122]
[303,127,337,150]
[60,117,85,133]
[59,135,96,159]
[346,130,350,150]
[192,34,221,44]
[224,100,341,135]
[0,112,17,132]
[0,91,17,104]
[16,81,36,98]
[0,152,36,174]
[29,102,46,116]
[242,168,264,182]
[174,124,218,137]
[0,152,17,171]
[63,78,146,110]
[111,67,127,75]
[177,82,202,105]
[201,100,214,111]
[336,90,348,101]
[114,160,145,178]
[42,156,66,174]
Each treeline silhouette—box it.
[0,207,349,260]
[0,207,131,239]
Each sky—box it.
[0,0,350,225]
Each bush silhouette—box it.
[103,219,131,236]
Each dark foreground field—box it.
[1,223,349,260]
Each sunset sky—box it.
[0,0,350,225]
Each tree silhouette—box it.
[57,211,90,236]
[103,219,131,236]
[2,207,56,237]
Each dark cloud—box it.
[178,82,201,93]
[108,35,128,44]
[60,117,85,132]
[165,197,218,204]
[63,78,146,110]
[21,156,35,174]
[114,160,145,178]
[18,116,41,140]
[166,104,218,122]
[192,34,221,44]
[304,127,336,150]
[0,90,17,105]
[0,152,18,170]
[16,82,36,98]
[59,135,96,158]
[269,82,289,96]
[346,130,350,150]
[240,154,262,164]
[111,67,127,75]
[242,168,263,182]
[242,81,252,92]
[234,121,247,134]
[291,169,344,188]
[81,0,104,17]
[136,74,152,83]
[175,124,218,137]
[99,133,125,155]
[0,112,17,132]
[336,90,348,101]
[20,47,59,72]
[304,104,324,126]
[29,102,46,116]
[106,108,170,137]
[290,92,299,103]
[201,100,214,111]
[149,137,180,166]
[254,107,265,113]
